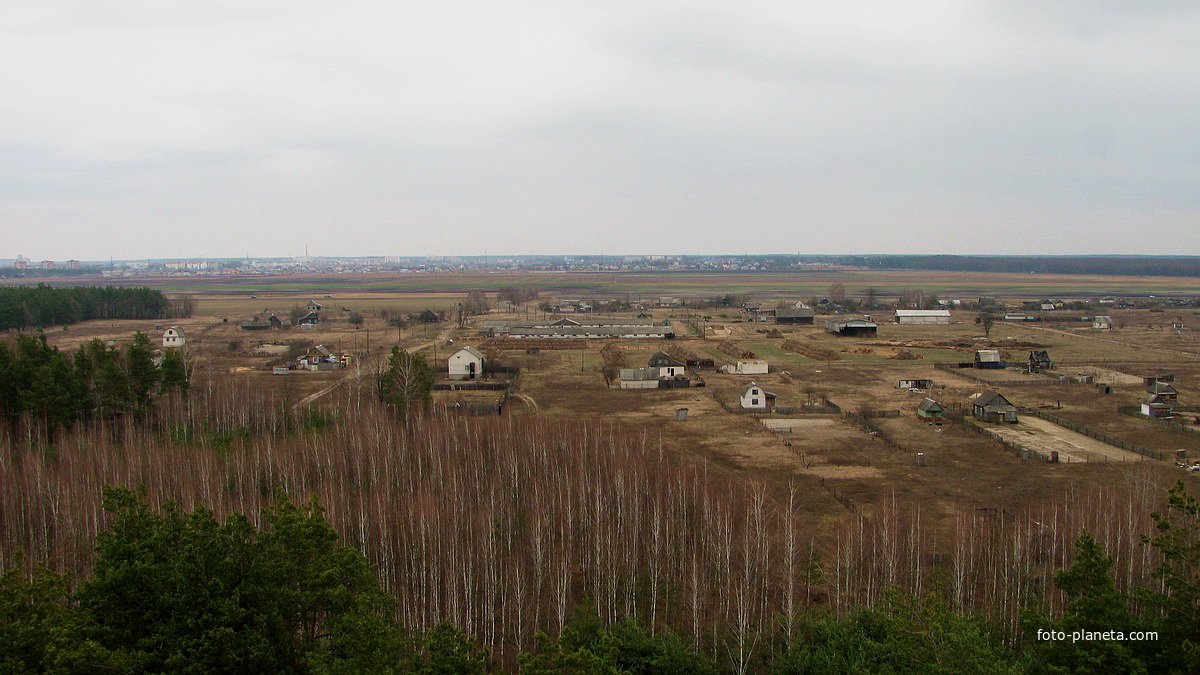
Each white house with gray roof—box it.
[448,346,486,380]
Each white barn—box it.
[162,326,186,348]
[448,346,486,380]
[740,382,777,410]
[894,309,951,325]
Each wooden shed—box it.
[917,398,945,423]
[973,391,1017,423]
[975,350,1003,369]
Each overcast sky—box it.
[2,1,1198,260]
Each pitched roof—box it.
[1149,381,1178,395]
[895,309,951,317]
[975,350,1001,362]
[826,316,877,329]
[918,398,944,413]
[454,346,486,361]
[973,391,1014,409]
[741,382,776,398]
[647,351,684,368]
[1142,394,1170,406]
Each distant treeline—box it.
[0,284,192,330]
[838,255,1200,278]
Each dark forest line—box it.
[0,285,192,331]
[836,255,1200,278]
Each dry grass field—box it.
[17,271,1200,545]
[9,267,1200,301]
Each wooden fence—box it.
[1025,409,1165,460]
[934,363,1060,386]
[1118,406,1200,437]
[960,417,1046,461]
[711,391,840,416]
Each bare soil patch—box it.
[986,416,1151,463]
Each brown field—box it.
[9,267,1200,301]
[18,272,1200,542]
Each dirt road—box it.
[986,415,1150,463]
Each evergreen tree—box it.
[773,590,1022,673]
[0,553,127,672]
[125,331,160,414]
[76,487,409,672]
[520,607,716,674]
[1142,481,1200,670]
[159,347,191,394]
[1029,530,1144,673]
[72,342,97,421]
[0,341,20,431]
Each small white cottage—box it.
[162,326,186,348]
[740,382,777,410]
[448,346,486,380]
[647,351,686,378]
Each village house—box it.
[162,326,186,348]
[739,382,777,410]
[1141,394,1172,418]
[296,345,346,371]
[973,391,1018,423]
[297,311,320,327]
[647,351,686,377]
[448,346,486,380]
[618,352,690,389]
[894,309,951,325]
[1147,381,1178,402]
[1093,316,1113,329]
[775,307,815,324]
[241,314,283,330]
[917,398,945,423]
[306,300,323,312]
[975,350,1004,369]
[1029,350,1053,371]
[898,378,934,390]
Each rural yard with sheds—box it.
[21,269,1200,539]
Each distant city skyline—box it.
[3,2,1198,259]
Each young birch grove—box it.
[0,375,1183,667]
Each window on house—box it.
[752,398,759,405]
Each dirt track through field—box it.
[986,416,1151,463]
[1020,323,1200,359]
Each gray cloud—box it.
[2,0,1197,259]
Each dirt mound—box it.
[889,350,923,360]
